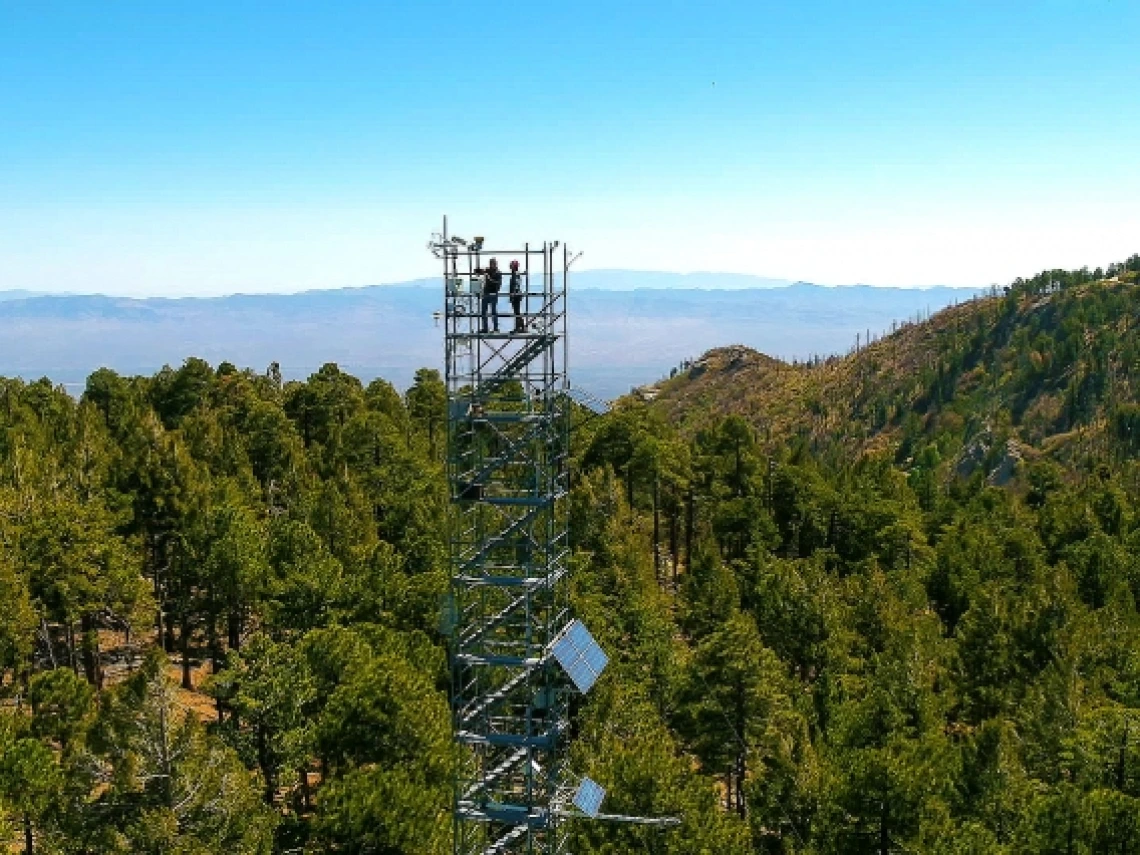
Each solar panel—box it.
[583,643,608,673]
[573,777,606,818]
[550,620,608,694]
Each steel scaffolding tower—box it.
[431,223,677,853]
[433,225,587,855]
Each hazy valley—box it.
[0,271,979,399]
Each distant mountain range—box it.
[572,270,799,290]
[0,289,55,302]
[0,272,984,399]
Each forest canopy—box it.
[2,255,1140,853]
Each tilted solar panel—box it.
[550,619,608,694]
[573,777,606,818]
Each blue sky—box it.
[2,1,1138,296]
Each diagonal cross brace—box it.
[459,668,533,726]
[461,417,561,489]
[462,748,529,801]
[474,334,557,400]
[485,823,530,854]
[458,503,548,576]
[460,558,570,648]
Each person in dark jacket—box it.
[479,258,502,332]
[508,259,525,332]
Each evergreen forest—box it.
[3,255,1140,854]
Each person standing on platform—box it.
[509,259,525,333]
[478,257,502,333]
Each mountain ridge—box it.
[0,268,980,302]
[640,257,1140,477]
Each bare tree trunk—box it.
[258,724,275,805]
[80,613,103,689]
[652,474,661,582]
[735,678,747,819]
[685,487,694,571]
[152,534,165,650]
[163,602,176,653]
[66,620,79,676]
[180,612,193,691]
[207,583,221,674]
[40,618,57,670]
[157,687,173,809]
[734,441,742,497]
[23,814,33,855]
[228,607,242,651]
[669,504,679,589]
[736,751,746,819]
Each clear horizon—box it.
[0,268,999,301]
[2,2,1138,297]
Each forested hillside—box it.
[3,255,1140,853]
[0,362,453,853]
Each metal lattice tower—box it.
[434,225,587,855]
[432,223,674,852]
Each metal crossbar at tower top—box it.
[430,220,676,855]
